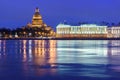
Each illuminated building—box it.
[107,27,112,38]
[32,8,44,27]
[28,7,51,29]
[109,26,120,38]
[56,24,108,38]
[25,7,55,37]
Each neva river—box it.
[0,40,120,80]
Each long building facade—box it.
[107,26,120,38]
[56,24,108,38]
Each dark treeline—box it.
[0,26,55,38]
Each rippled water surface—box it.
[0,40,120,80]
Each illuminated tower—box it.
[32,8,43,27]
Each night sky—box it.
[0,0,120,30]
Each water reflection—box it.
[22,40,27,62]
[57,40,120,58]
[20,40,57,76]
[0,40,6,58]
[108,40,120,56]
[57,40,109,64]
[56,40,120,78]
[0,40,120,79]
[33,40,57,65]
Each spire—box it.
[35,7,39,13]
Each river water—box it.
[0,40,120,80]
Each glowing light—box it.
[56,24,107,38]
[23,40,27,62]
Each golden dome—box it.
[32,8,43,27]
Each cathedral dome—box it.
[32,8,43,27]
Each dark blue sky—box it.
[0,0,120,29]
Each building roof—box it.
[56,23,108,28]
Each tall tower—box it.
[32,8,43,27]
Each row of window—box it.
[57,28,106,31]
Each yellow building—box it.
[32,7,44,27]
[56,24,108,38]
[25,7,55,37]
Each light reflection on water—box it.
[0,40,120,79]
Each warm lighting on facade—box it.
[108,26,120,38]
[56,24,108,38]
[32,8,43,27]
[23,32,26,34]
[38,32,41,34]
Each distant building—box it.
[31,7,44,27]
[27,8,51,29]
[56,24,108,38]
[24,7,55,37]
[110,26,120,38]
[107,27,112,38]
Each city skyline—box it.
[0,0,120,29]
